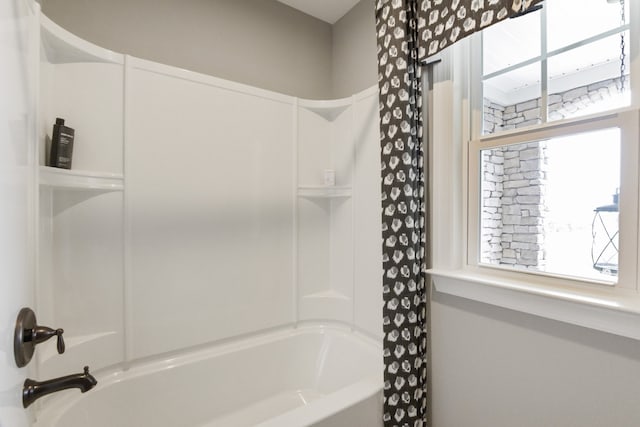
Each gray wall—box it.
[431,292,640,427]
[42,0,378,99]
[331,0,378,98]
[41,0,332,99]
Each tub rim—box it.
[34,322,382,427]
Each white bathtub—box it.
[34,325,383,427]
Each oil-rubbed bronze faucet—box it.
[23,366,97,408]
[14,307,65,368]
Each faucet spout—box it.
[23,366,97,408]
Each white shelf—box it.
[297,186,352,199]
[302,290,350,301]
[39,166,123,191]
[298,98,352,121]
[40,13,124,64]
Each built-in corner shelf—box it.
[298,98,352,121]
[297,186,352,199]
[39,166,124,192]
[40,13,124,64]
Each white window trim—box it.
[469,110,639,289]
[426,1,640,340]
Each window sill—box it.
[427,268,640,341]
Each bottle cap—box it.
[323,169,336,186]
[55,118,65,125]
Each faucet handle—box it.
[32,326,65,355]
[14,308,66,367]
[56,329,65,354]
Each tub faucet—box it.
[23,366,97,408]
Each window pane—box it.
[547,0,629,52]
[547,32,631,122]
[482,8,541,76]
[480,128,620,282]
[483,63,541,135]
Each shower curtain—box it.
[375,1,543,426]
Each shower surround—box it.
[35,9,383,427]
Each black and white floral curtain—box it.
[376,1,426,425]
[417,0,544,60]
[375,0,543,426]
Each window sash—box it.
[479,2,632,135]
[482,25,631,82]
[467,109,640,290]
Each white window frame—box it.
[479,2,631,130]
[427,0,640,340]
[469,111,639,289]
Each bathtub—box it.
[34,325,383,427]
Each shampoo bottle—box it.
[50,118,75,169]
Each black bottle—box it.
[50,118,75,169]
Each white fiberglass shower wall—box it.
[33,8,382,426]
[124,58,382,357]
[126,59,296,357]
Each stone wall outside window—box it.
[481,143,547,269]
[480,75,626,268]
[484,76,626,134]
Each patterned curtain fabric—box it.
[375,1,427,426]
[417,0,544,60]
[375,1,544,426]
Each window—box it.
[426,0,640,339]
[481,0,630,134]
[470,113,638,287]
[468,0,639,288]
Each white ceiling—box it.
[276,0,360,24]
